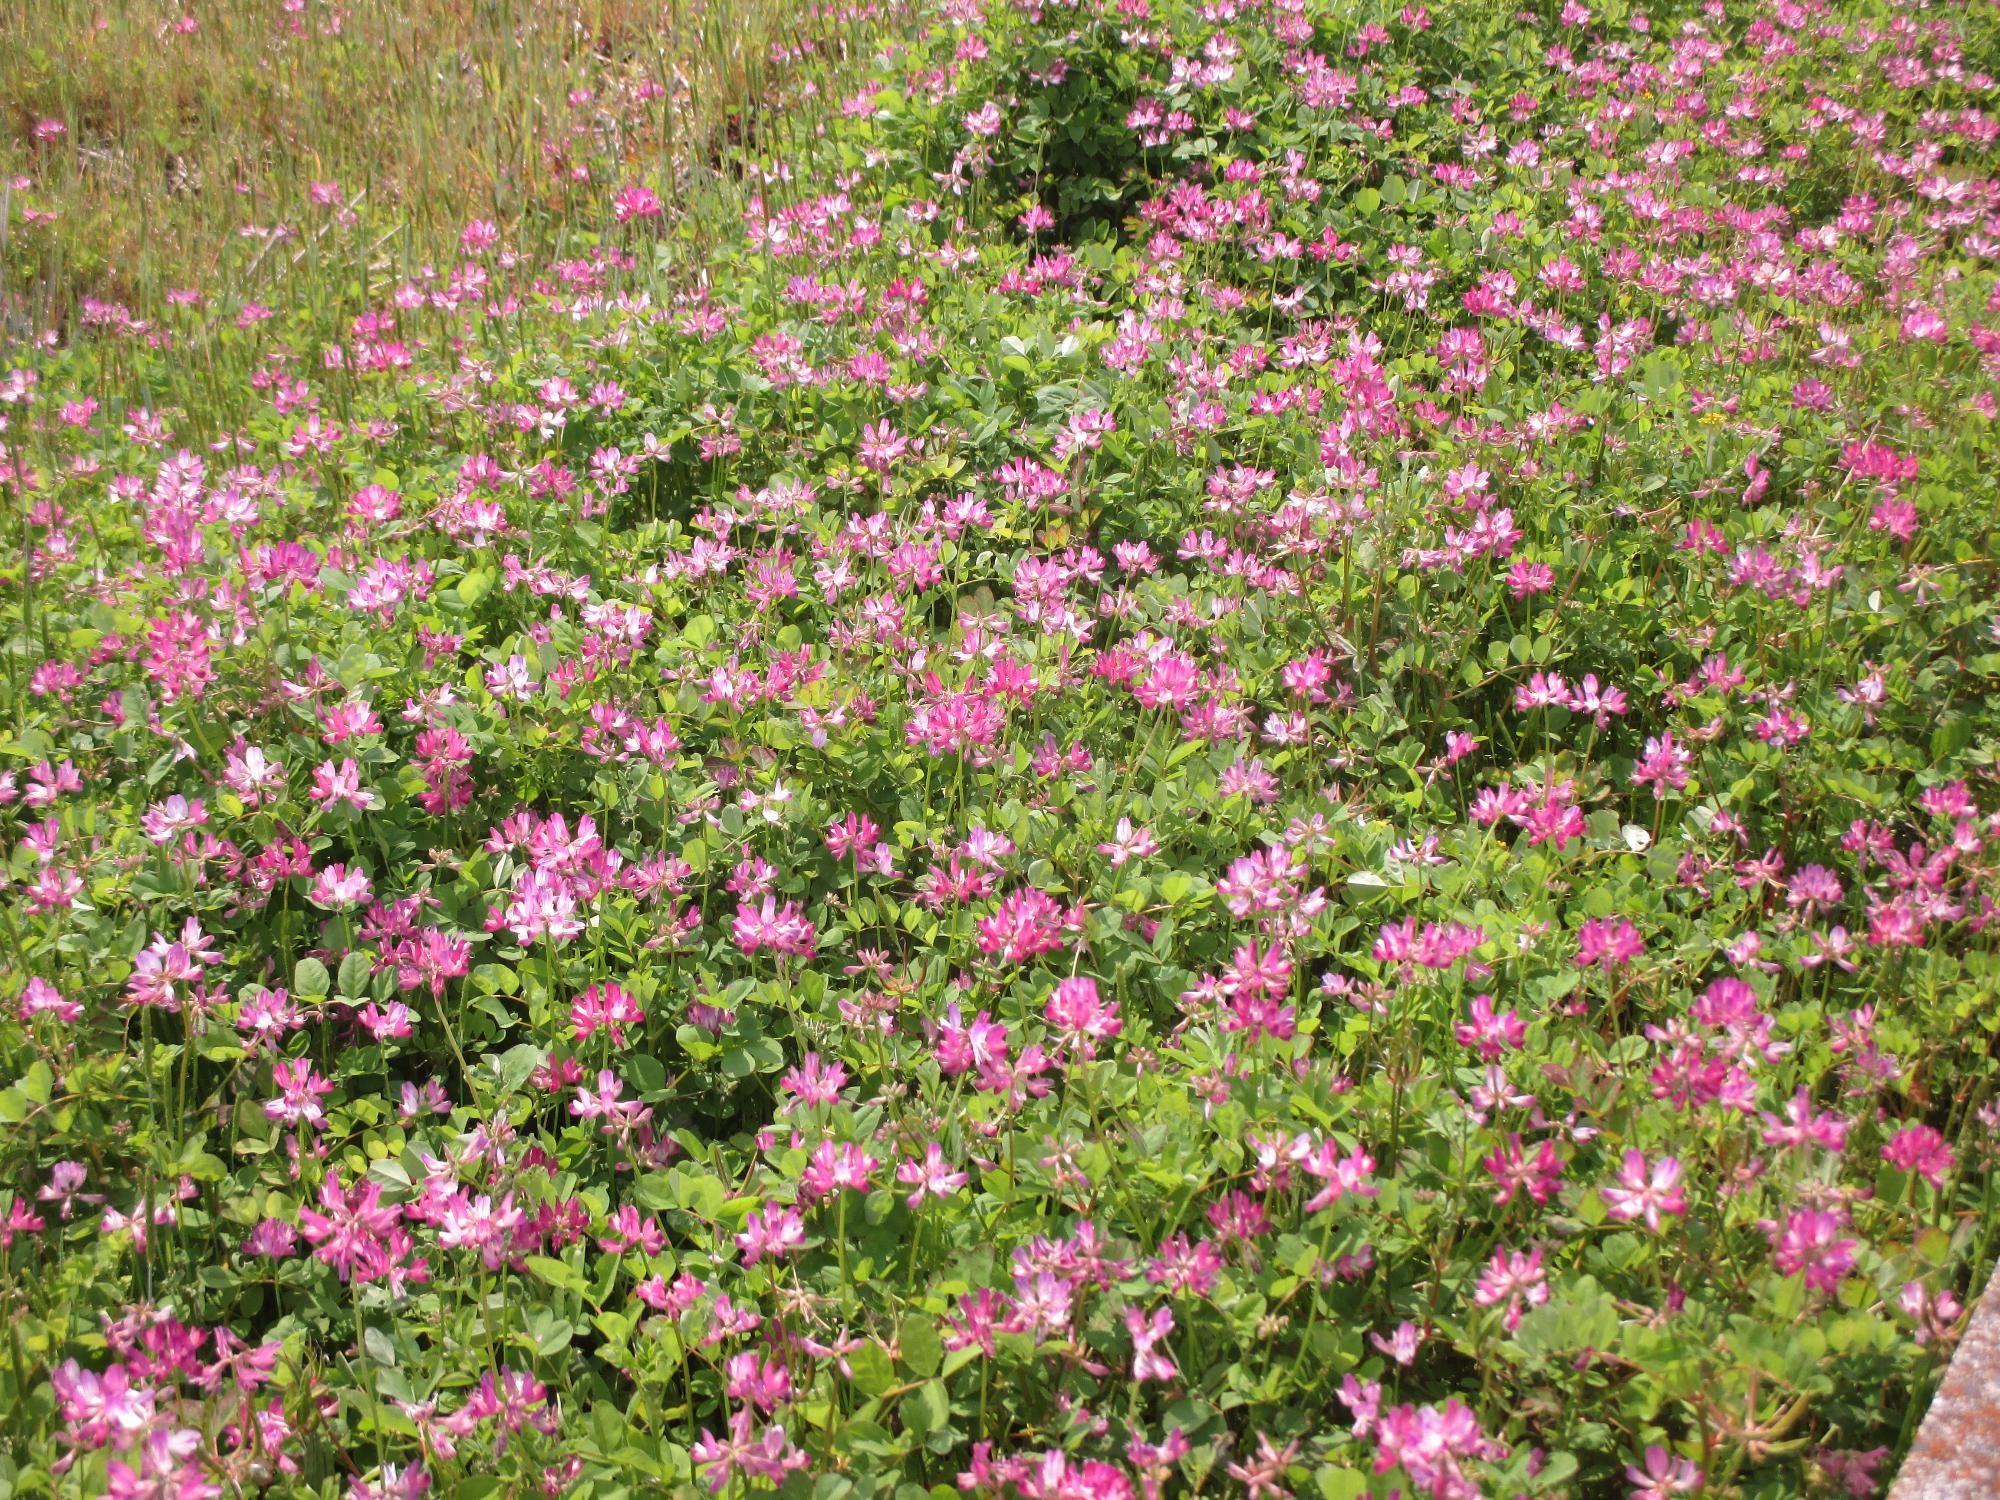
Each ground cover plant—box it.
[2,0,2000,1495]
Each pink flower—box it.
[1601,1151,1686,1232]
[690,1410,756,1494]
[140,793,206,845]
[896,1144,968,1208]
[1484,1134,1564,1207]
[1301,1139,1378,1213]
[1900,1280,1965,1347]
[1044,977,1122,1059]
[735,1204,807,1265]
[1370,1320,1423,1366]
[612,184,664,222]
[1631,731,1692,797]
[1096,818,1160,866]
[1766,1208,1857,1292]
[1473,1245,1548,1331]
[799,1140,878,1203]
[264,1059,335,1129]
[1882,1123,1955,1187]
[51,1359,156,1447]
[732,896,817,959]
[975,887,1065,965]
[1454,994,1525,1059]
[125,920,217,1012]
[571,982,645,1047]
[1625,1445,1701,1499]
[856,420,909,474]
[309,862,373,910]
[21,976,81,1024]
[1576,917,1644,971]
[778,1052,848,1110]
[1126,1305,1178,1382]
[299,1175,399,1282]
[311,757,380,811]
[1372,1398,1506,1499]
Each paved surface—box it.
[1893,1263,2000,1499]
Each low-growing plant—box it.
[1,0,1998,1497]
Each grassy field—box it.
[0,0,842,332]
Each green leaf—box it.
[1931,715,1974,761]
[456,568,494,607]
[491,1043,544,1095]
[532,1317,575,1356]
[900,1314,944,1378]
[668,1168,728,1218]
[848,1341,896,1398]
[20,1061,53,1107]
[1536,1451,1579,1488]
[525,1255,590,1296]
[900,1379,950,1436]
[472,963,518,996]
[336,950,373,999]
[293,957,330,998]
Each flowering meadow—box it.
[4,0,2000,1496]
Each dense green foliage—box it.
[3,0,2000,1497]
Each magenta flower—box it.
[1882,1123,1956,1188]
[570,981,645,1047]
[298,1175,399,1283]
[735,1203,807,1265]
[1601,1151,1687,1233]
[897,1144,969,1208]
[1624,1445,1701,1499]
